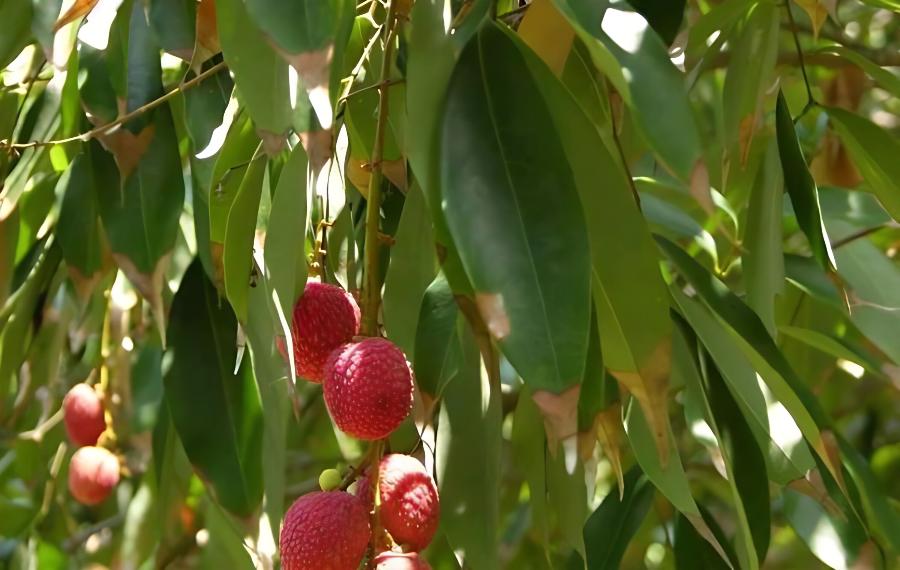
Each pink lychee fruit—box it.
[68,446,120,505]
[322,338,413,440]
[374,551,433,570]
[279,491,370,570]
[289,281,361,383]
[371,454,440,551]
[63,383,106,447]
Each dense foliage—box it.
[1,0,900,568]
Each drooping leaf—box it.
[55,154,106,292]
[436,324,502,569]
[164,260,264,517]
[0,0,33,69]
[628,0,686,45]
[441,23,592,397]
[674,510,736,570]
[776,90,836,272]
[413,273,460,401]
[569,466,654,570]
[552,0,702,180]
[508,24,674,462]
[783,489,867,570]
[826,107,900,223]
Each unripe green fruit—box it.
[319,468,342,491]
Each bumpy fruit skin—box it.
[374,551,432,570]
[290,282,361,383]
[376,454,440,550]
[63,383,106,446]
[68,446,120,505]
[279,491,370,570]
[322,338,413,440]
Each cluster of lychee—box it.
[62,383,120,505]
[279,282,439,569]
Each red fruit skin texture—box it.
[290,282,361,383]
[378,454,440,551]
[63,383,106,446]
[68,446,120,505]
[323,338,414,440]
[280,491,371,570]
[374,551,433,570]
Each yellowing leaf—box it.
[518,0,575,76]
[793,0,829,39]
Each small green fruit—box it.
[319,468,342,491]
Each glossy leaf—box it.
[776,91,836,272]
[441,23,592,394]
[413,273,460,399]
[55,154,105,283]
[510,24,674,461]
[164,260,264,517]
[223,150,265,323]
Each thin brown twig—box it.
[831,223,898,249]
[0,60,228,151]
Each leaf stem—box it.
[361,0,399,338]
[0,60,228,151]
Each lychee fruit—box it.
[371,454,440,550]
[374,551,433,570]
[63,383,106,446]
[68,446,120,505]
[279,491,370,570]
[289,281,361,383]
[322,338,414,440]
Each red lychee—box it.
[63,383,106,447]
[322,338,413,440]
[374,551,433,570]
[68,446,120,505]
[289,281,361,383]
[377,454,440,551]
[279,491,370,570]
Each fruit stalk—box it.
[361,0,400,338]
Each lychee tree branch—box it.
[360,0,400,338]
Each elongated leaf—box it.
[783,489,867,569]
[674,511,735,570]
[656,236,845,489]
[223,150,266,323]
[776,91,836,272]
[552,0,701,180]
[148,0,196,60]
[570,466,654,570]
[383,184,437,357]
[511,388,551,552]
[55,154,105,284]
[441,23,591,395]
[436,325,502,569]
[164,260,264,517]
[779,325,886,379]
[215,0,292,139]
[518,0,575,76]
[626,402,731,565]
[508,24,674,461]
[827,107,900,222]
[413,273,460,400]
[815,47,900,99]
[743,143,785,335]
[0,0,33,69]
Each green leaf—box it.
[814,47,900,100]
[413,273,460,399]
[244,0,338,55]
[827,107,900,223]
[223,149,266,323]
[547,434,589,558]
[263,143,309,374]
[783,489,867,569]
[776,91,836,272]
[215,0,292,138]
[673,290,814,484]
[55,154,105,281]
[164,260,264,517]
[784,253,843,310]
[440,23,591,394]
[656,236,844,489]
[383,184,437,358]
[436,325,502,569]
[209,112,260,244]
[553,0,701,180]
[0,0,32,69]
[674,511,735,570]
[628,0,685,45]
[779,325,886,379]
[511,389,551,552]
[743,143,785,334]
[148,0,196,60]
[570,466,654,570]
[509,24,674,461]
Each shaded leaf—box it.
[223,150,266,323]
[164,260,264,517]
[0,0,33,68]
[776,91,836,272]
[55,154,106,290]
[628,0,686,45]
[413,273,460,401]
